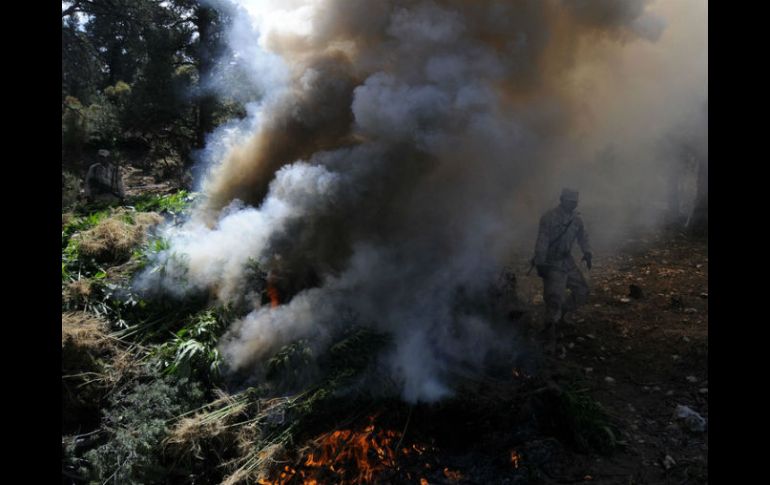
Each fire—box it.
[267,284,280,308]
[261,415,424,484]
[511,368,531,379]
[443,467,463,481]
[302,419,399,483]
[257,415,444,484]
[510,450,520,468]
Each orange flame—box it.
[267,284,280,308]
[302,420,400,483]
[262,415,425,484]
[510,450,520,468]
[443,467,463,481]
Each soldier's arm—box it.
[533,214,549,265]
[577,217,592,256]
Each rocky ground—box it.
[511,230,709,484]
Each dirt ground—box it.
[512,229,708,484]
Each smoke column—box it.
[138,0,707,402]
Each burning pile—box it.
[256,414,479,485]
[258,416,403,485]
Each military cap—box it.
[560,188,579,201]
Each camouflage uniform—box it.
[533,202,591,327]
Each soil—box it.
[446,229,709,484]
[540,231,708,484]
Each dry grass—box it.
[165,390,284,483]
[133,211,165,228]
[221,442,286,485]
[62,310,143,381]
[165,415,227,459]
[76,210,163,263]
[165,391,246,454]
[62,311,110,351]
[62,212,74,228]
[64,278,93,306]
[62,311,141,432]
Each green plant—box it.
[131,236,171,271]
[152,308,232,382]
[556,387,617,454]
[128,190,197,215]
[76,375,205,484]
[266,339,314,384]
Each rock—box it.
[85,162,125,202]
[682,336,690,343]
[585,367,593,373]
[672,355,680,361]
[619,297,631,304]
[568,342,575,349]
[670,296,684,310]
[629,284,644,299]
[605,376,615,385]
[699,388,708,394]
[699,292,708,299]
[665,390,674,396]
[586,333,596,340]
[653,386,661,392]
[686,375,698,383]
[684,308,698,314]
[577,336,585,343]
[662,455,676,470]
[673,405,707,433]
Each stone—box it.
[673,405,706,433]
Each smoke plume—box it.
[138,0,707,402]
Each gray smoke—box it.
[137,0,707,402]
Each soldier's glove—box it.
[582,253,593,270]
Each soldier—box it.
[84,150,124,203]
[532,188,592,352]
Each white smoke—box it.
[138,0,707,402]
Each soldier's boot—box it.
[540,320,558,355]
